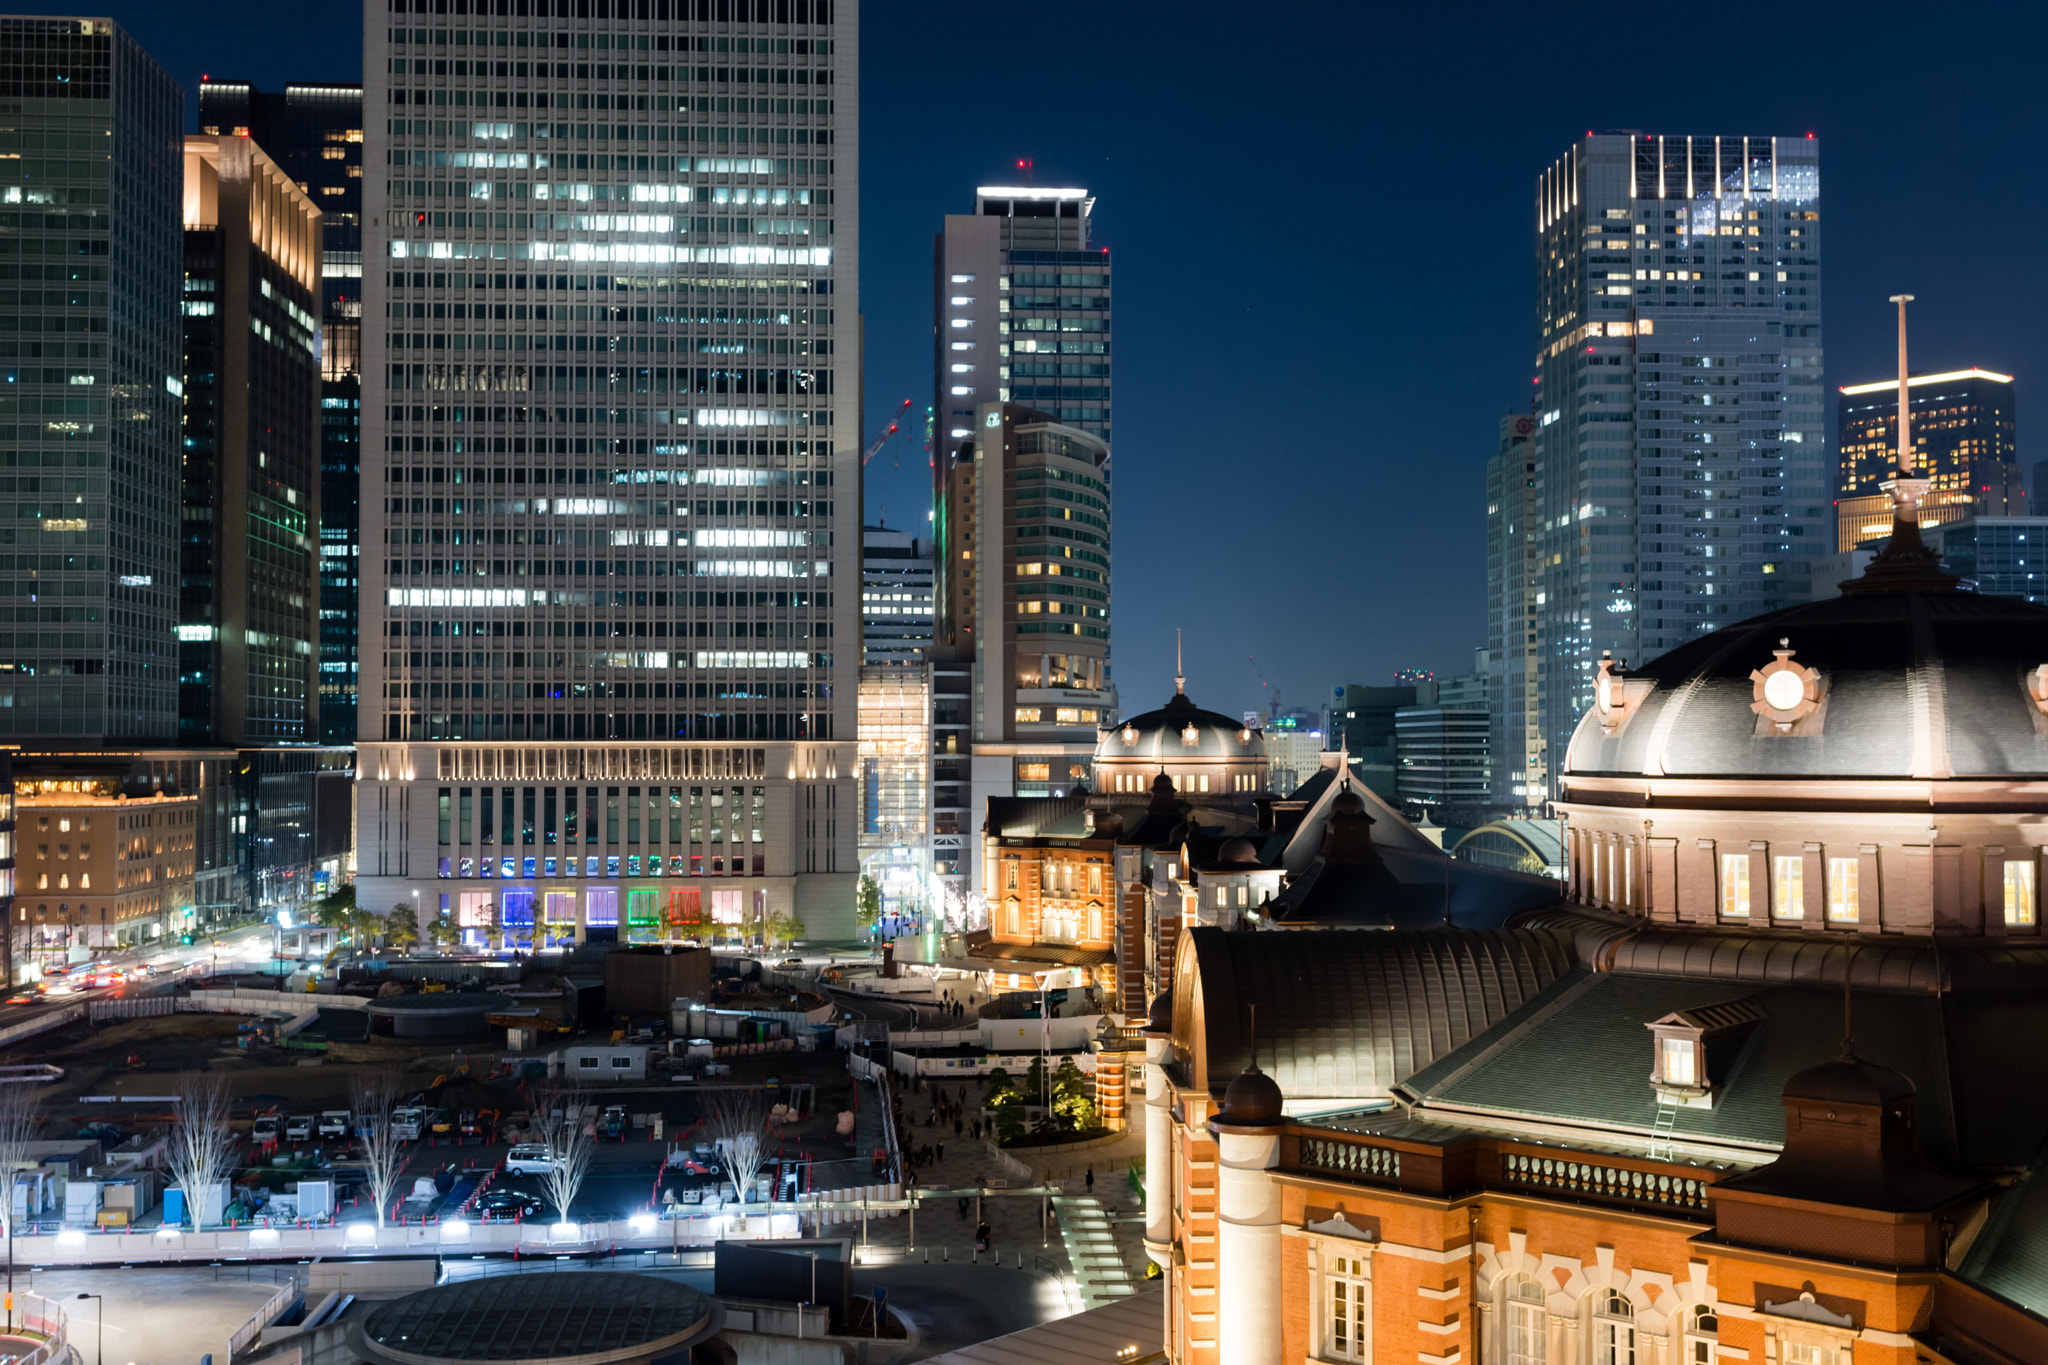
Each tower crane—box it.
[862,399,914,466]
[1247,655,1281,724]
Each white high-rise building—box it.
[356,0,861,945]
[1520,132,1824,802]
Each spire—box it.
[1839,294,1960,595]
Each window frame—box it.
[1592,1288,1636,1365]
[1826,856,1858,922]
[1316,1244,1372,1364]
[2005,857,2037,927]
[1719,852,1750,918]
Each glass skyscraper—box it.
[357,0,859,945]
[1512,132,1824,802]
[198,80,367,746]
[0,18,183,740]
[1835,367,2018,552]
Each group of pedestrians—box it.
[931,988,974,1024]
[896,1071,970,1170]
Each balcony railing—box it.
[1498,1149,1710,1214]
[1284,1124,1716,1219]
[1298,1134,1402,1182]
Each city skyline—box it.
[71,0,2048,723]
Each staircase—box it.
[1052,1194,1148,1309]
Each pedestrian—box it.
[1085,1167,1094,1193]
[954,1116,963,1139]
[936,1140,944,1162]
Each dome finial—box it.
[1839,295,1960,595]
[1175,627,1185,697]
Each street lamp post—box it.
[75,1292,102,1365]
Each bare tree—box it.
[0,1082,44,1330]
[167,1072,236,1230]
[531,1084,592,1225]
[351,1072,405,1228]
[701,1089,771,1212]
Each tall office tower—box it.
[1834,367,2018,551]
[932,185,1108,451]
[357,0,859,946]
[859,524,932,665]
[0,19,183,739]
[198,80,367,746]
[179,135,324,745]
[1485,412,1542,810]
[1526,133,1824,801]
[931,400,1110,899]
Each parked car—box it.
[284,1115,315,1143]
[504,1144,560,1176]
[251,1116,281,1145]
[317,1111,351,1140]
[391,1107,427,1140]
[474,1189,543,1222]
[600,1106,627,1141]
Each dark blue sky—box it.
[109,0,2048,724]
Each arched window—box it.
[1005,898,1020,935]
[1086,903,1102,941]
[1504,1277,1544,1365]
[1684,1305,1718,1365]
[1592,1288,1635,1365]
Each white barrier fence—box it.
[9,1196,912,1266]
[12,1293,69,1365]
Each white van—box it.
[505,1144,560,1176]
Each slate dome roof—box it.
[1098,687,1264,762]
[1563,584,2048,782]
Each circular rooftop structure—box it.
[1099,688,1265,763]
[1563,586,2048,782]
[361,1272,720,1365]
[363,990,515,1039]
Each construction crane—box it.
[862,399,914,466]
[1247,655,1281,724]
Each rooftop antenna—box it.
[1842,295,1954,593]
[1017,156,1034,187]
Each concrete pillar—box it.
[1143,1034,1172,1264]
[1214,1126,1282,1365]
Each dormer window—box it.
[1646,996,1765,1108]
[1660,1036,1698,1087]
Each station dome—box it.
[1564,584,2048,782]
[1097,686,1265,763]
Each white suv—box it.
[504,1144,560,1176]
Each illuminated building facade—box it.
[933,401,1112,898]
[197,80,367,746]
[1486,412,1544,809]
[1525,132,1824,802]
[855,663,929,932]
[179,134,324,746]
[0,19,183,740]
[931,184,1108,449]
[859,524,930,666]
[1835,368,2018,551]
[355,0,862,945]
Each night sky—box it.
[103,0,2048,726]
